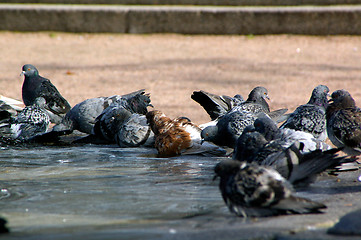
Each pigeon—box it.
[10,97,50,140]
[281,85,329,141]
[233,130,351,186]
[146,110,226,157]
[326,89,361,156]
[21,64,71,124]
[53,89,150,136]
[0,217,9,234]
[0,97,50,143]
[236,86,270,113]
[254,115,330,152]
[191,90,244,121]
[93,91,152,143]
[201,110,259,148]
[214,159,326,217]
[201,108,288,149]
[115,113,154,147]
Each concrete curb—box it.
[4,0,361,6]
[1,4,361,34]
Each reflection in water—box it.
[0,144,226,236]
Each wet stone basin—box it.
[0,142,360,240]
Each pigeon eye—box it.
[27,68,31,71]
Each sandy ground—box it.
[1,32,361,125]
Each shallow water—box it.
[1,143,361,240]
[0,143,228,238]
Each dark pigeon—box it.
[328,208,361,236]
[281,85,329,141]
[0,217,9,234]
[326,89,361,156]
[191,90,244,121]
[214,159,326,217]
[21,64,71,124]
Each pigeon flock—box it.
[1,64,360,219]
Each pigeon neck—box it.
[308,95,328,108]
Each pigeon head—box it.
[214,160,244,178]
[308,85,330,108]
[233,131,268,161]
[329,89,356,108]
[201,125,218,142]
[247,86,270,102]
[254,115,280,141]
[21,64,39,77]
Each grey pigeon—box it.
[233,130,351,186]
[115,113,154,147]
[214,159,326,217]
[326,89,361,156]
[21,64,71,124]
[236,86,270,113]
[53,89,150,136]
[281,85,329,141]
[93,91,152,143]
[191,90,244,121]
[53,95,123,135]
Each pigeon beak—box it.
[265,94,270,101]
[20,71,25,76]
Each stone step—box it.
[1,4,361,34]
[3,0,361,6]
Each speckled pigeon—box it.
[21,64,71,124]
[254,115,330,152]
[281,85,329,141]
[326,89,361,156]
[214,159,326,217]
[201,110,259,149]
[237,86,270,113]
[233,123,351,186]
[11,97,50,140]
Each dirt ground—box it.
[1,32,360,125]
